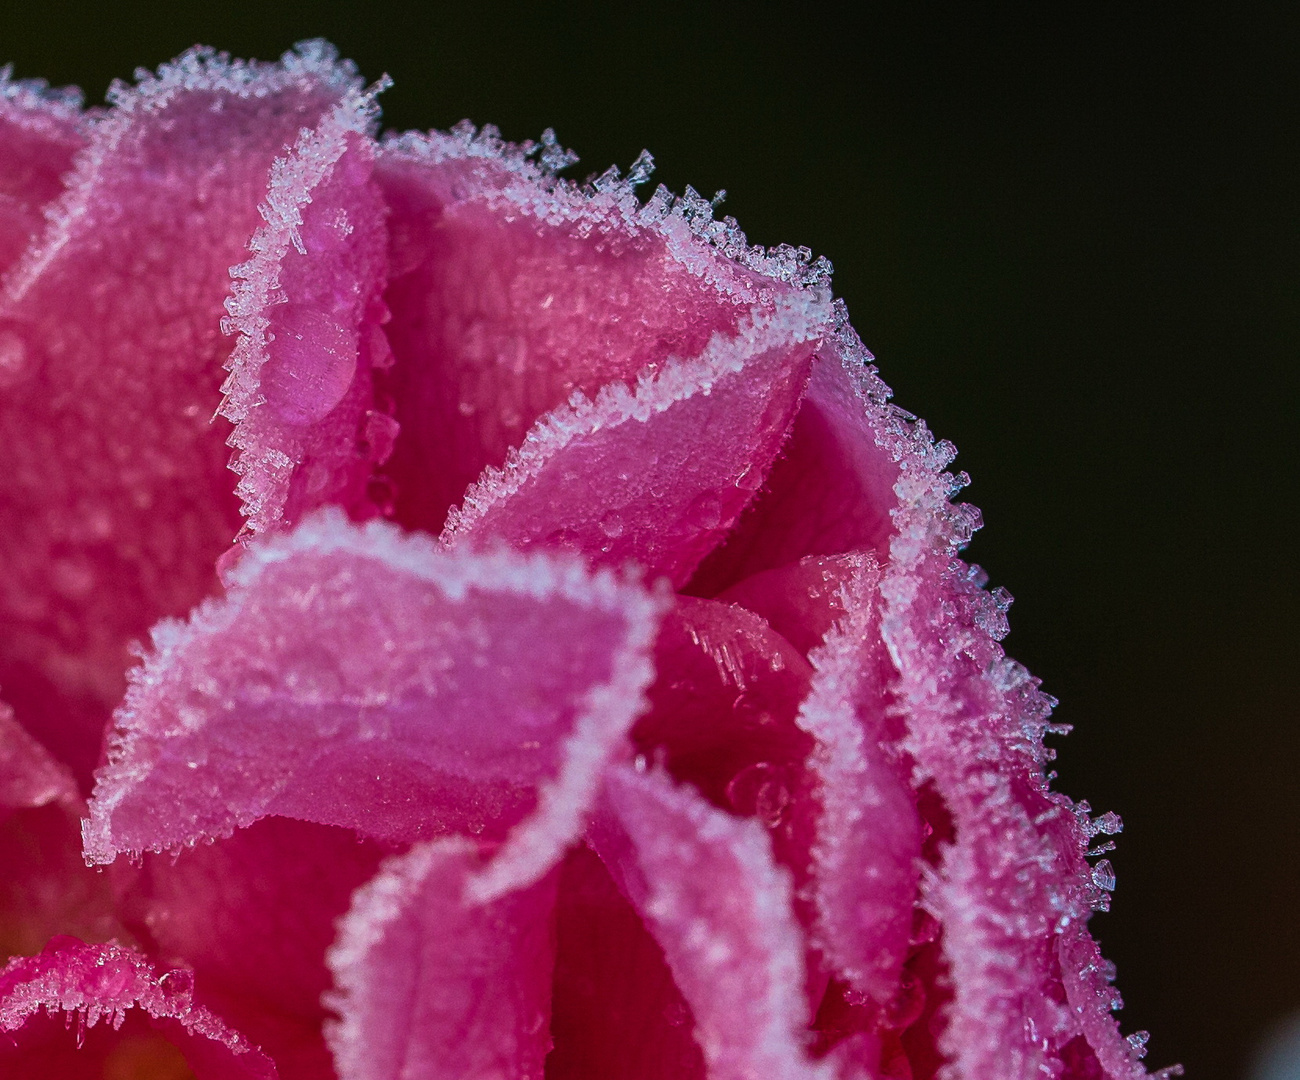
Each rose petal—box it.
[85,510,664,905]
[325,837,558,1080]
[0,70,83,275]
[0,42,362,783]
[375,126,823,537]
[597,764,832,1080]
[443,294,828,586]
[689,318,900,596]
[220,83,391,537]
[718,553,866,658]
[0,937,276,1079]
[823,313,1161,1076]
[796,554,922,1011]
[546,843,705,1080]
[113,817,387,1080]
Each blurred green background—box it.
[5,3,1297,1076]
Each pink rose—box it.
[0,41,1175,1080]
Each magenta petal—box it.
[376,127,814,537]
[0,938,276,1079]
[113,817,386,1080]
[796,556,922,1010]
[325,837,558,1080]
[221,84,392,536]
[85,510,664,901]
[0,43,362,783]
[690,324,901,596]
[831,318,1154,1075]
[547,844,706,1080]
[0,72,82,276]
[443,295,828,586]
[0,700,76,815]
[598,765,831,1080]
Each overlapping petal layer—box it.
[597,765,831,1080]
[221,83,392,536]
[85,512,663,891]
[0,42,361,782]
[0,938,276,1079]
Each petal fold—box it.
[325,838,558,1080]
[85,510,664,905]
[220,82,391,536]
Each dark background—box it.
[4,3,1296,1076]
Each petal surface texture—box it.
[326,838,558,1080]
[375,127,829,542]
[442,295,826,586]
[85,510,663,903]
[0,937,276,1079]
[221,84,391,536]
[0,43,361,783]
[599,765,831,1080]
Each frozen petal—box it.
[325,837,557,1080]
[0,937,276,1079]
[841,312,1165,1076]
[85,510,664,905]
[598,765,831,1080]
[220,82,390,536]
[444,295,828,586]
[717,553,866,658]
[376,128,812,537]
[796,555,922,1010]
[0,42,362,783]
[547,844,705,1080]
[113,818,386,1080]
[690,326,900,596]
[0,70,83,275]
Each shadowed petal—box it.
[85,510,664,906]
[0,42,362,784]
[0,937,276,1079]
[325,838,557,1080]
[597,765,832,1080]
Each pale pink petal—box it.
[689,327,901,596]
[546,844,705,1080]
[113,817,386,1080]
[597,764,832,1080]
[0,937,276,1079]
[0,42,361,783]
[85,510,664,905]
[818,308,1167,1077]
[220,83,391,537]
[0,69,83,275]
[795,555,922,1013]
[325,837,558,1080]
[376,126,826,537]
[443,294,828,586]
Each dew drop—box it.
[599,511,624,539]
